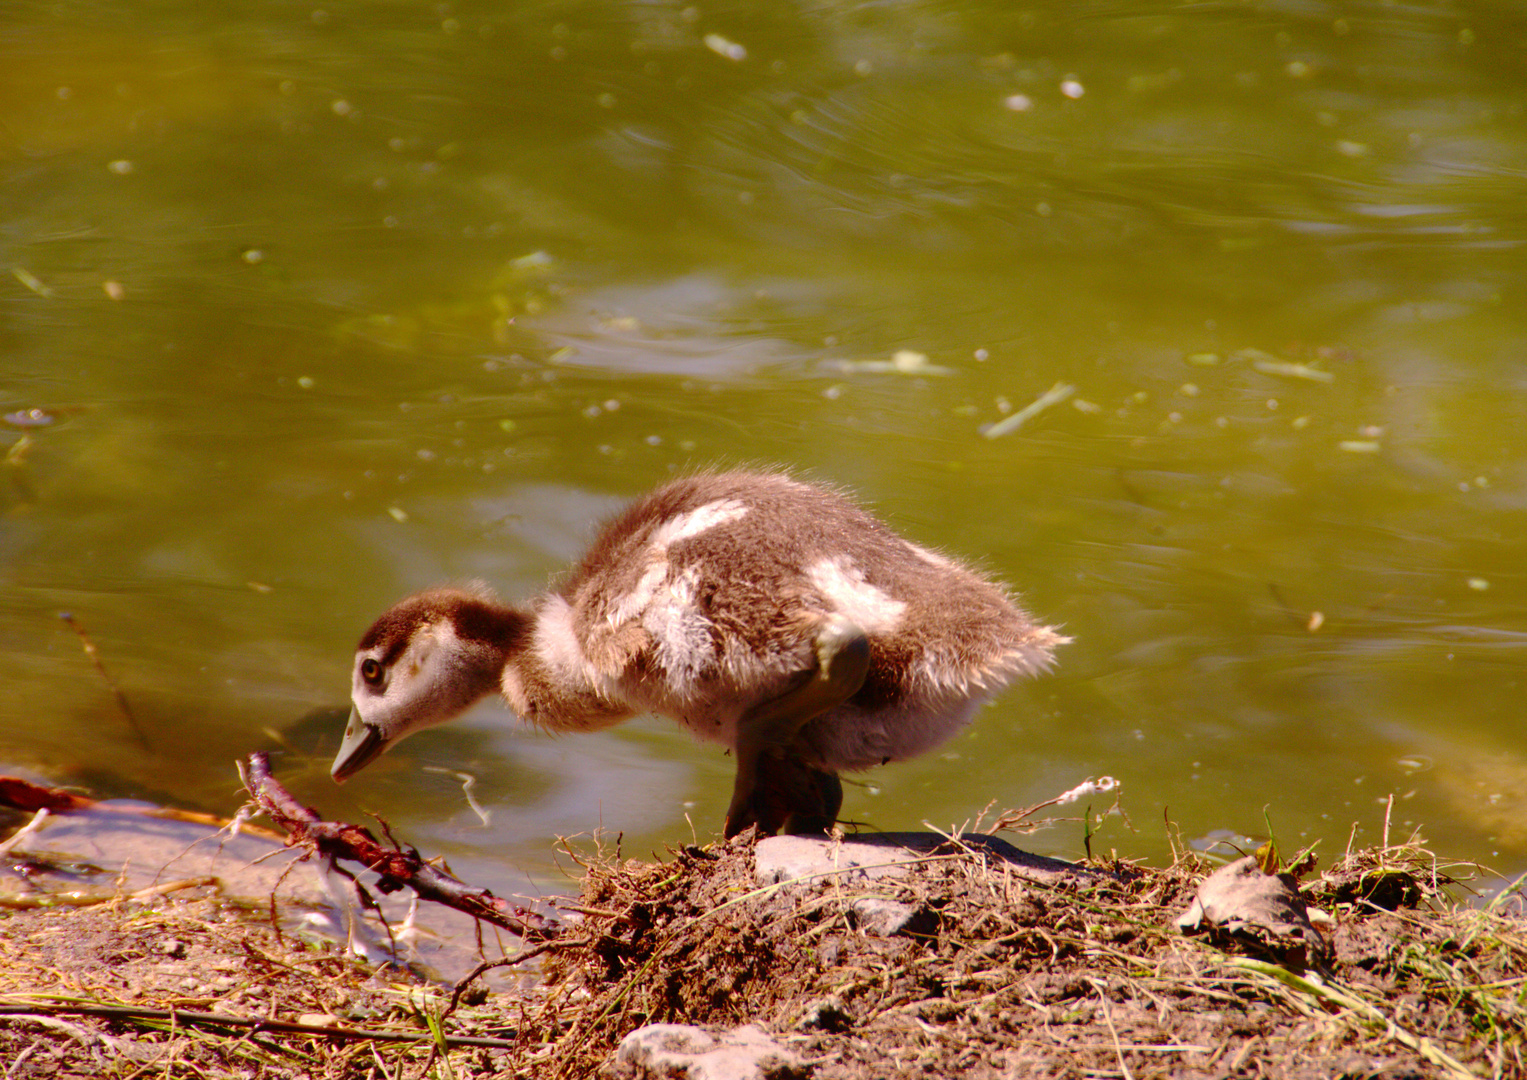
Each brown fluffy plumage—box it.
[333,471,1067,836]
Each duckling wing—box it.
[556,472,1064,754]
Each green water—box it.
[4,1,1526,898]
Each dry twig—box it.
[238,752,557,941]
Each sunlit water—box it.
[3,2,1525,909]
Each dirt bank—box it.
[1,810,1522,1079]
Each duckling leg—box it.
[775,760,845,837]
[724,616,869,839]
[729,751,843,837]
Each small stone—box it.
[849,897,934,937]
[755,832,1093,893]
[615,1023,802,1080]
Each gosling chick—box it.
[332,471,1066,837]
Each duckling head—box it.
[331,589,526,782]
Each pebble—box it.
[614,1023,800,1080]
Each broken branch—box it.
[239,752,557,941]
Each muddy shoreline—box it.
[2,786,1522,1079]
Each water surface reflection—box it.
[3,1,1525,899]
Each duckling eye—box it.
[360,658,383,684]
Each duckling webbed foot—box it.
[724,616,868,838]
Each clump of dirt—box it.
[0,828,1522,1080]
[486,834,1523,1079]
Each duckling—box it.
[332,471,1067,837]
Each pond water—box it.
[4,1,1526,904]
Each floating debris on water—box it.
[11,268,54,297]
[1339,439,1382,453]
[703,33,747,61]
[4,408,54,428]
[828,350,954,376]
[982,381,1076,438]
[507,250,555,276]
[1252,359,1336,383]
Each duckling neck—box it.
[498,594,636,732]
[441,597,535,706]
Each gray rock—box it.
[753,832,1104,940]
[614,1023,805,1080]
[755,831,1096,892]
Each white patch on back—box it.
[606,499,747,631]
[808,555,906,634]
[610,559,669,626]
[642,563,714,697]
[648,499,749,551]
[535,594,597,687]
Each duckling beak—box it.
[331,708,387,782]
